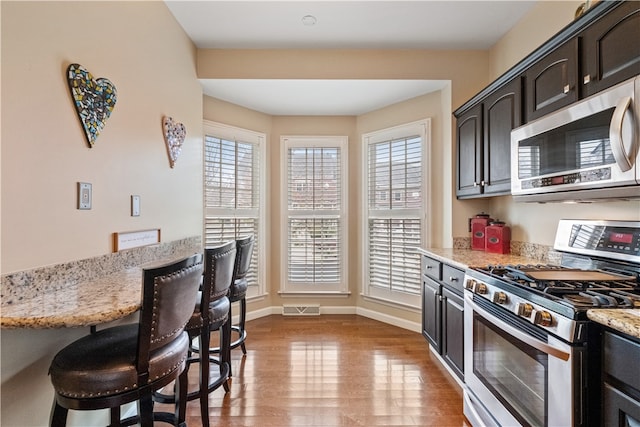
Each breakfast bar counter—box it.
[1,267,144,329]
[1,238,201,329]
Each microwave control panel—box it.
[521,168,611,190]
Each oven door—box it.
[463,293,585,427]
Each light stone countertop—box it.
[587,309,640,340]
[1,267,143,329]
[418,247,550,270]
[1,252,198,329]
[420,247,640,341]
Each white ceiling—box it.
[165,1,537,115]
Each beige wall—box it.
[487,0,640,244]
[1,1,201,425]
[197,48,491,250]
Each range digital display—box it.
[609,232,633,244]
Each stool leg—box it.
[239,297,247,355]
[109,407,121,426]
[222,316,232,387]
[138,393,154,427]
[175,364,188,427]
[199,324,211,427]
[49,399,68,427]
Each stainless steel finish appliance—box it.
[463,219,640,426]
[511,76,640,202]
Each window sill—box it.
[278,291,352,298]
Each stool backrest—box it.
[137,253,204,379]
[233,235,255,283]
[201,241,236,312]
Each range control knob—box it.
[475,283,488,295]
[465,279,477,291]
[517,303,533,318]
[534,311,553,327]
[493,292,508,304]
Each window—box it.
[281,136,348,294]
[203,121,266,298]
[362,120,429,308]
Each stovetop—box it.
[469,263,640,312]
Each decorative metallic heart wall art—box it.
[67,63,117,147]
[162,116,187,168]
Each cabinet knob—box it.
[473,181,479,187]
[480,180,486,186]
[449,276,458,282]
[583,74,591,84]
[426,265,433,269]
[563,84,571,94]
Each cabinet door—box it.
[442,287,464,380]
[456,103,483,198]
[603,383,640,427]
[525,38,579,121]
[422,276,441,353]
[482,78,522,196]
[581,1,640,97]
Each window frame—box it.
[203,120,267,300]
[361,119,431,309]
[280,135,349,295]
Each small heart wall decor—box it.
[163,116,187,168]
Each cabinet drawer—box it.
[442,265,465,293]
[422,256,442,281]
[604,331,640,392]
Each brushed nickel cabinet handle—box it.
[563,84,571,94]
[583,74,591,84]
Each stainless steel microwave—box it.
[511,76,640,202]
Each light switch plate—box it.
[78,182,92,210]
[131,195,140,216]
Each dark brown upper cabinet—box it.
[456,104,483,198]
[453,1,639,200]
[524,39,579,121]
[455,78,521,199]
[581,1,640,97]
[483,78,522,196]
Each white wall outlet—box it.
[78,182,92,210]
[131,195,140,216]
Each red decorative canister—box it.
[470,212,494,251]
[485,220,511,254]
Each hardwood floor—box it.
[160,314,469,427]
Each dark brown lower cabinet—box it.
[421,254,464,381]
[602,330,640,426]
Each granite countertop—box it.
[1,252,198,329]
[418,247,550,270]
[2,267,144,328]
[587,309,640,340]
[419,247,640,341]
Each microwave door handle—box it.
[609,96,634,172]
[465,294,570,361]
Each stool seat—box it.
[50,324,189,400]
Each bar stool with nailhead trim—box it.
[210,235,254,376]
[154,240,236,427]
[48,253,203,427]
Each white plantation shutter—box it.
[282,138,347,292]
[364,120,428,304]
[204,129,262,288]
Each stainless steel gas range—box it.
[463,219,640,427]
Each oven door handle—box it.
[465,294,570,361]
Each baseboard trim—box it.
[236,305,421,333]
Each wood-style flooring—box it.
[159,314,469,427]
